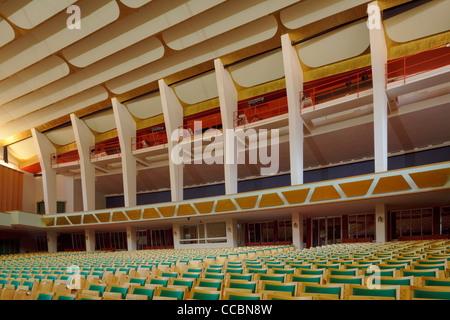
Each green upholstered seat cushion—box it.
[133,288,154,299]
[229,281,257,293]
[352,287,397,298]
[414,289,450,300]
[328,277,363,285]
[304,285,341,297]
[292,276,321,284]
[263,283,295,295]
[110,286,128,299]
[159,289,184,300]
[37,293,54,300]
[192,291,221,300]
[228,294,260,300]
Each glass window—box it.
[357,215,366,238]
[181,225,198,244]
[422,209,433,235]
[392,207,434,238]
[334,218,341,243]
[366,214,375,239]
[348,214,374,239]
[277,220,292,243]
[401,211,411,237]
[327,218,334,244]
[206,222,226,238]
[35,201,66,214]
[441,207,450,235]
[411,210,422,236]
[206,222,226,243]
[262,222,274,242]
[180,222,227,244]
[348,215,357,239]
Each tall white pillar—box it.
[159,79,184,202]
[31,128,57,215]
[375,203,387,243]
[226,219,238,248]
[368,1,388,173]
[47,230,57,253]
[292,212,304,249]
[85,229,96,252]
[281,33,304,185]
[215,58,238,194]
[112,98,137,207]
[127,226,137,251]
[71,114,96,211]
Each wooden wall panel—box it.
[0,167,3,212]
[0,165,24,212]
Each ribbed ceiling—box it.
[0,0,446,168]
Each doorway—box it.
[312,217,342,247]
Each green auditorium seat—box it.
[227,280,257,293]
[291,275,322,284]
[88,284,107,297]
[411,286,450,300]
[36,292,54,300]
[109,286,129,299]
[157,287,185,300]
[349,284,400,300]
[328,275,364,285]
[132,287,155,300]
[302,283,343,299]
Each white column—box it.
[215,58,238,194]
[85,229,96,252]
[112,98,137,207]
[127,226,137,251]
[226,219,238,247]
[71,113,96,211]
[375,203,387,243]
[292,212,304,249]
[281,33,304,185]
[159,79,184,202]
[368,1,388,173]
[31,128,57,215]
[47,230,57,253]
[57,175,75,213]
[173,224,181,250]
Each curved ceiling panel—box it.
[63,0,225,68]
[280,0,369,30]
[0,56,69,106]
[0,86,109,140]
[45,126,75,146]
[163,0,298,51]
[0,0,78,30]
[0,0,119,82]
[384,0,450,43]
[230,49,284,88]
[119,0,153,8]
[83,109,117,133]
[297,20,369,68]
[2,37,163,121]
[0,18,15,48]
[106,15,279,95]
[174,71,219,105]
[8,138,37,161]
[126,92,163,120]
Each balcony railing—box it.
[386,43,450,88]
[132,130,168,151]
[233,95,288,129]
[50,151,80,167]
[179,113,222,138]
[89,140,121,161]
[300,68,373,111]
